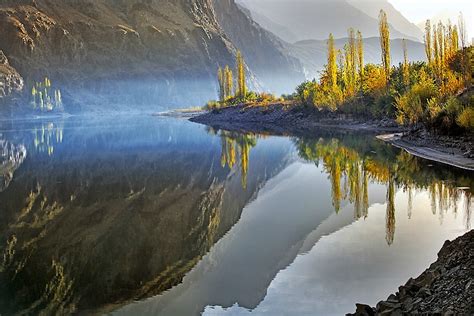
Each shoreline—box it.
[191,103,405,136]
[191,103,474,171]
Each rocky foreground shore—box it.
[349,230,474,315]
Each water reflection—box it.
[215,129,258,189]
[295,136,473,245]
[0,116,472,315]
[0,139,26,192]
[33,121,64,156]
[0,116,292,315]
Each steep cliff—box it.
[0,0,305,110]
[212,0,305,94]
[0,0,237,109]
[0,50,23,100]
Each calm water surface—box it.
[0,115,472,315]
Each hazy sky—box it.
[388,0,473,38]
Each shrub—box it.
[457,107,474,132]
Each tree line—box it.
[209,10,473,133]
[295,10,473,133]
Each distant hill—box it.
[237,0,422,43]
[347,0,423,41]
[289,37,426,79]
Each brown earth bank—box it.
[190,103,405,136]
[349,229,474,316]
[190,103,474,170]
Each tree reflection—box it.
[33,122,64,156]
[295,135,473,245]
[217,131,257,189]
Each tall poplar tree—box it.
[217,67,225,102]
[437,22,445,68]
[327,33,338,90]
[379,10,391,84]
[348,28,357,92]
[402,39,410,88]
[224,66,233,99]
[433,26,440,78]
[236,51,246,100]
[357,30,364,88]
[424,20,432,64]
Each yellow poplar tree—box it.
[357,30,364,89]
[236,51,246,100]
[327,33,338,90]
[224,66,233,99]
[379,10,391,84]
[424,20,432,64]
[402,39,410,88]
[217,67,225,102]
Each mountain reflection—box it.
[0,117,472,315]
[0,139,26,192]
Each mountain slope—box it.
[0,50,23,100]
[0,0,305,110]
[212,0,305,94]
[0,0,237,109]
[237,0,418,43]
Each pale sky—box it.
[388,0,473,39]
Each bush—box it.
[395,93,423,125]
[457,107,474,132]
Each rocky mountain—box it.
[290,37,426,79]
[0,50,23,100]
[0,0,305,111]
[237,0,421,42]
[212,0,305,94]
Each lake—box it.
[0,114,472,315]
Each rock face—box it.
[0,50,24,99]
[350,230,474,315]
[0,0,305,110]
[0,0,236,108]
[212,0,305,94]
